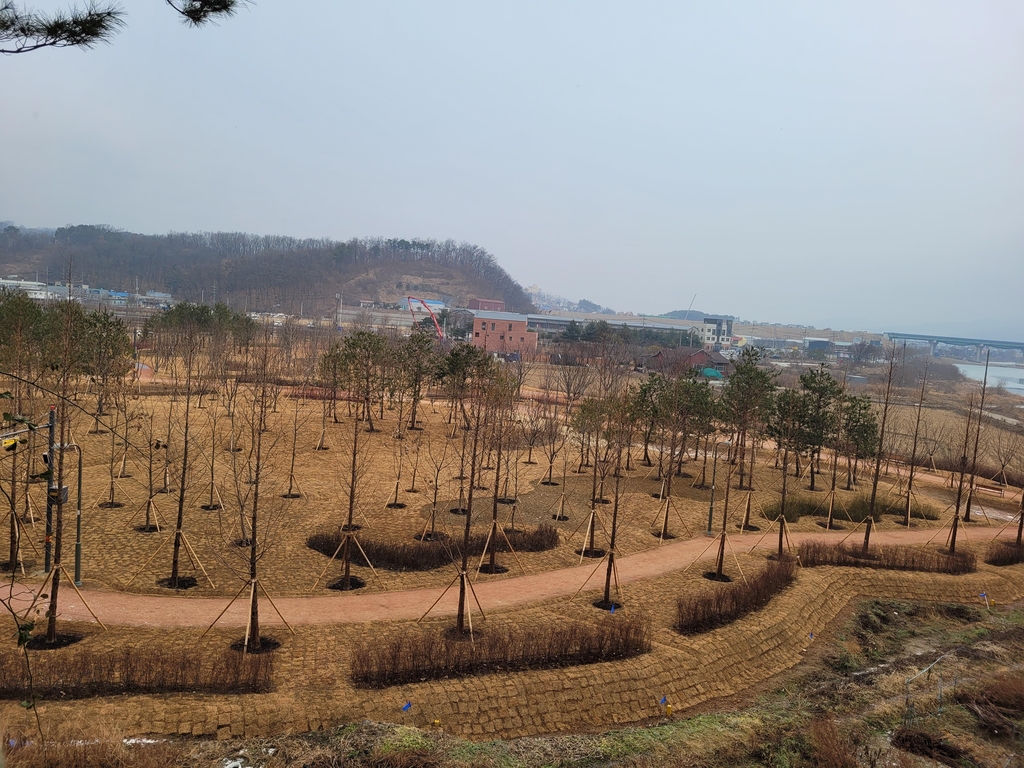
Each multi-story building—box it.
[453,309,538,354]
[700,317,733,349]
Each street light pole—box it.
[705,440,731,536]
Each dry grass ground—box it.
[7,385,976,599]
[3,364,1023,762]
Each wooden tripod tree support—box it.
[201,482,228,511]
[815,489,855,530]
[568,502,609,563]
[25,564,107,630]
[568,547,622,607]
[680,528,748,585]
[125,529,215,588]
[308,528,386,591]
[923,511,971,555]
[475,523,526,576]
[649,487,692,543]
[417,569,486,638]
[199,577,296,652]
[745,515,795,559]
[95,477,135,510]
[990,507,1024,547]
[3,506,43,575]
[127,494,164,532]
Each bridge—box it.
[886,332,1024,360]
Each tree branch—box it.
[0,1,124,54]
[164,0,242,27]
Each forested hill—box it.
[0,224,536,315]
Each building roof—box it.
[524,313,696,333]
[455,309,532,322]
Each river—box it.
[954,362,1024,395]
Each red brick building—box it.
[458,310,538,354]
[468,298,505,312]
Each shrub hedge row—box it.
[0,646,273,700]
[798,541,976,574]
[675,558,796,635]
[351,616,651,688]
[307,524,560,571]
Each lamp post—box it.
[705,440,732,536]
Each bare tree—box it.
[868,343,903,517]
[903,362,929,527]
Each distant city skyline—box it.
[3,2,1021,339]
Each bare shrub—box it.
[798,541,976,574]
[0,646,273,700]
[809,718,858,768]
[765,493,938,524]
[985,541,1024,567]
[957,671,1024,736]
[307,524,559,572]
[890,727,968,764]
[674,559,795,635]
[351,615,651,688]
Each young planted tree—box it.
[403,329,435,431]
[453,352,496,634]
[420,429,454,541]
[963,351,990,524]
[0,290,43,570]
[903,362,930,527]
[767,388,809,522]
[868,343,903,517]
[632,373,667,467]
[40,293,90,643]
[230,327,284,651]
[344,330,387,431]
[720,348,776,490]
[842,394,878,490]
[150,304,213,589]
[478,369,517,574]
[555,342,593,416]
[593,393,631,609]
[84,309,132,424]
[798,365,842,492]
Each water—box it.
[954,362,1024,395]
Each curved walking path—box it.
[2,524,1013,629]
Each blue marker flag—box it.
[660,696,667,705]
[402,701,412,712]
[809,632,814,639]
[610,605,615,614]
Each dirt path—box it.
[3,524,1013,630]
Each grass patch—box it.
[2,738,183,768]
[0,645,273,700]
[798,541,976,574]
[351,616,650,688]
[307,524,559,572]
[675,558,796,635]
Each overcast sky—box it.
[3,1,1022,337]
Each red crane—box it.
[406,297,445,342]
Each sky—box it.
[3,1,1023,338]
